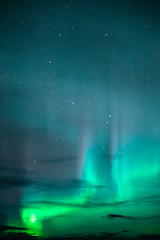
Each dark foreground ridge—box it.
[1,231,160,240]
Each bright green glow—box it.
[21,208,42,236]
[30,214,36,223]
[21,192,92,237]
[21,203,71,236]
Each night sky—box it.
[1,0,160,239]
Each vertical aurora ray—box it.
[112,136,160,201]
[81,146,98,199]
[110,90,160,202]
[78,126,100,201]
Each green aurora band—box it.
[19,135,160,237]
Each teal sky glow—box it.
[0,1,160,239]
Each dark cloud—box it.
[40,157,79,163]
[35,178,110,192]
[101,194,160,208]
[105,213,160,221]
[0,204,41,210]
[0,176,34,188]
[24,200,92,209]
[108,214,135,220]
[0,165,28,174]
[127,194,160,206]
[52,214,72,218]
[24,200,112,209]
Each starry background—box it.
[0,0,160,239]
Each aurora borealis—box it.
[1,0,160,239]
